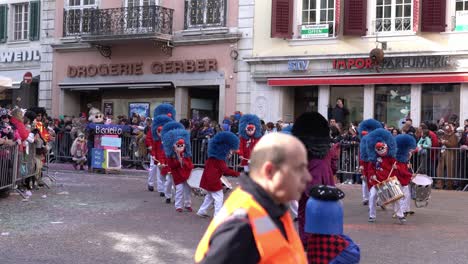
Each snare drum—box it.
[375,176,405,206]
[187,168,206,196]
[411,174,433,208]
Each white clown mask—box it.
[246,124,256,136]
[174,139,185,154]
[375,142,388,157]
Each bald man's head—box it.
[249,133,311,203]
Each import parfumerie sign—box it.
[67,59,218,78]
[333,56,450,70]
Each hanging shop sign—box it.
[300,24,329,39]
[67,59,218,78]
[455,11,468,32]
[332,56,450,70]
[0,49,41,63]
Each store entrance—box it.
[294,86,318,119]
[189,86,219,122]
[80,90,102,116]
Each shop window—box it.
[64,0,97,35]
[328,86,364,127]
[374,85,411,129]
[184,0,226,29]
[298,0,335,38]
[421,84,460,125]
[375,0,412,33]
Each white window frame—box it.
[64,0,99,35]
[125,0,157,32]
[12,2,29,41]
[294,0,336,39]
[184,0,226,29]
[366,0,413,36]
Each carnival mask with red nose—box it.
[375,142,388,157]
[175,139,185,153]
[246,124,256,136]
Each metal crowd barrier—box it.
[16,143,40,185]
[50,132,241,171]
[0,144,18,192]
[335,142,468,190]
[409,147,468,190]
[337,142,361,175]
[0,142,48,197]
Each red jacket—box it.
[200,158,240,192]
[152,140,170,175]
[145,129,153,148]
[166,156,194,185]
[395,161,412,186]
[428,130,439,161]
[239,137,260,166]
[367,156,397,188]
[359,160,369,177]
[10,117,29,141]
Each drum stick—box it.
[386,161,397,180]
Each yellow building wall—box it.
[252,0,468,58]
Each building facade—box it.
[51,0,240,122]
[239,0,468,127]
[0,0,42,109]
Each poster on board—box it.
[129,102,150,118]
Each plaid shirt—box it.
[306,233,349,264]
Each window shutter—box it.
[0,5,7,43]
[343,0,367,36]
[29,1,40,41]
[413,0,420,32]
[335,0,341,35]
[421,0,446,32]
[271,0,293,39]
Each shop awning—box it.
[268,72,468,86]
[0,76,13,91]
[0,69,40,89]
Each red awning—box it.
[268,72,468,86]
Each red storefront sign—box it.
[333,58,373,70]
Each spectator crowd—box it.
[1,103,467,196]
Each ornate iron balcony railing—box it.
[63,5,174,38]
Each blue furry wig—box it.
[208,132,240,160]
[162,128,191,158]
[239,114,262,139]
[161,121,184,137]
[153,103,175,120]
[359,136,369,162]
[281,125,293,135]
[366,128,397,162]
[395,134,417,163]
[358,119,383,139]
[152,115,172,141]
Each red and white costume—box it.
[198,158,240,217]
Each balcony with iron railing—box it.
[63,5,174,42]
